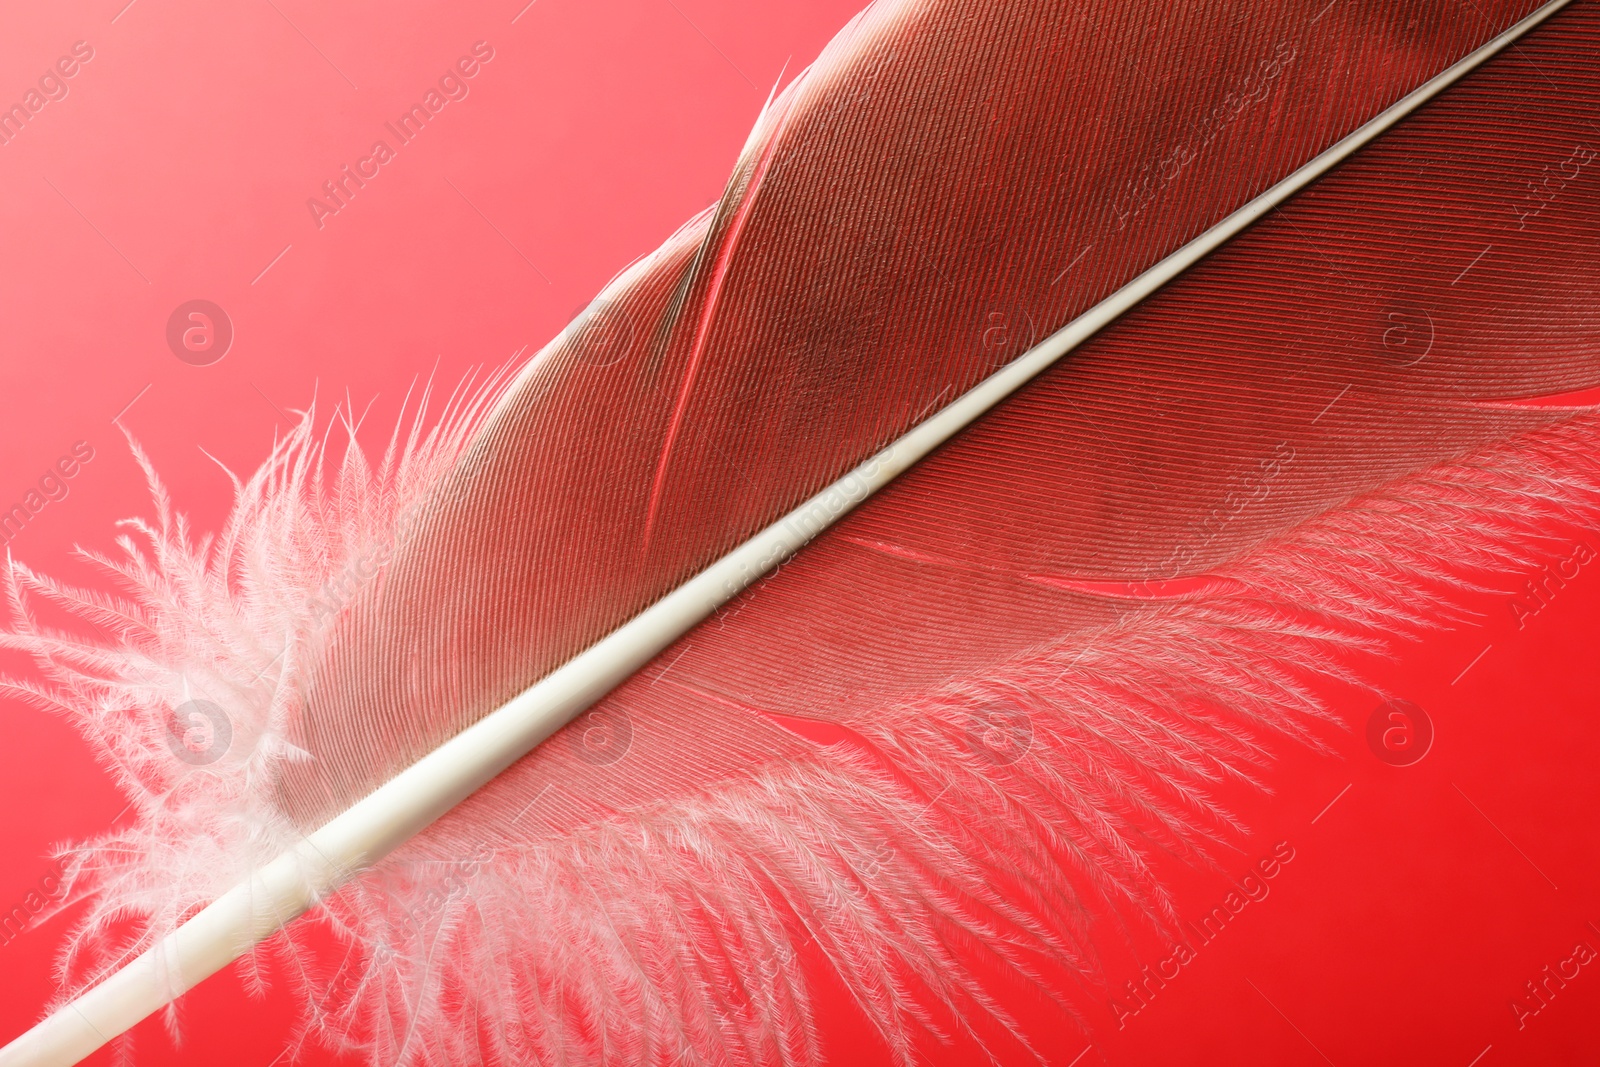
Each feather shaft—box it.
[0,1,1575,1063]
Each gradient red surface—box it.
[0,1,1596,1065]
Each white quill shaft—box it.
[0,3,1569,1061]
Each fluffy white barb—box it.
[3,379,1596,1064]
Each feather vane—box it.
[2,0,1598,1064]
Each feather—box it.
[2,0,1598,1064]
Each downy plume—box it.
[3,0,1598,1063]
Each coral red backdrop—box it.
[1,1,1596,1064]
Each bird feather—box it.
[3,0,1598,1064]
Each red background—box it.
[1,1,1596,1064]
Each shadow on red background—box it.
[0,1,1595,1064]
